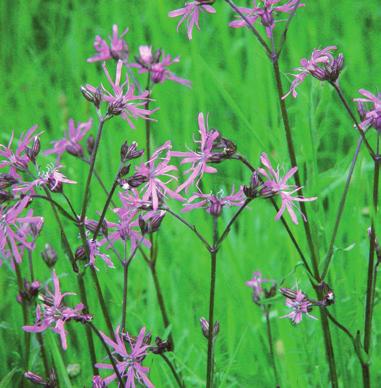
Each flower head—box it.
[171,113,228,192]
[280,288,317,325]
[0,196,43,263]
[258,152,316,224]
[246,271,276,304]
[88,239,115,270]
[88,24,129,63]
[136,141,184,210]
[182,187,245,216]
[169,1,216,40]
[354,89,381,131]
[23,271,91,349]
[283,46,344,99]
[131,46,191,87]
[84,60,155,128]
[45,119,93,161]
[229,0,304,38]
[95,326,153,387]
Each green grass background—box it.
[1,0,381,386]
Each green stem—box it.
[206,217,218,388]
[160,354,185,388]
[265,309,280,388]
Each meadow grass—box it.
[1,0,381,386]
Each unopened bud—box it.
[200,317,220,339]
[41,244,58,268]
[81,85,102,109]
[118,165,131,179]
[243,171,262,199]
[0,174,17,189]
[87,135,95,155]
[86,219,108,237]
[139,211,166,234]
[121,141,144,162]
[24,371,45,385]
[65,143,84,158]
[0,190,12,204]
[26,136,41,163]
[209,197,222,217]
[75,246,87,261]
[120,173,148,189]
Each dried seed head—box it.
[41,244,58,268]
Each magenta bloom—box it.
[229,0,303,38]
[88,24,129,63]
[281,289,316,325]
[45,119,93,161]
[85,60,155,128]
[354,89,381,131]
[182,187,245,216]
[131,46,191,87]
[0,196,43,263]
[88,239,115,270]
[246,272,267,302]
[283,46,344,99]
[136,141,184,210]
[171,113,220,192]
[258,152,316,224]
[169,1,216,40]
[23,271,90,349]
[0,126,40,175]
[96,326,153,387]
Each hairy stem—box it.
[206,217,218,388]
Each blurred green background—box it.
[1,0,381,386]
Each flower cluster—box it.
[354,89,381,132]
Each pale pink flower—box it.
[85,60,155,128]
[169,1,216,40]
[280,289,317,325]
[258,152,316,224]
[283,46,344,99]
[131,46,191,87]
[354,89,381,131]
[96,326,153,387]
[45,118,93,161]
[23,271,91,349]
[136,141,184,210]
[0,196,43,263]
[171,113,220,192]
[88,24,128,63]
[182,187,245,216]
[88,239,115,270]
[229,0,304,38]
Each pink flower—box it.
[85,60,155,128]
[88,239,115,270]
[87,24,128,63]
[135,141,184,210]
[280,289,317,325]
[354,89,381,131]
[95,326,153,387]
[182,187,245,216]
[23,271,91,349]
[0,196,43,263]
[44,118,93,161]
[258,152,316,224]
[169,1,216,40]
[229,0,303,38]
[283,46,344,99]
[171,113,221,192]
[0,126,40,176]
[131,46,191,87]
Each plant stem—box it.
[13,257,30,369]
[217,199,251,248]
[330,82,376,160]
[224,0,271,57]
[164,207,211,250]
[150,261,174,350]
[43,188,98,373]
[321,136,363,279]
[362,150,380,386]
[265,309,280,388]
[80,115,106,223]
[145,74,152,162]
[206,217,218,388]
[89,322,124,386]
[160,354,185,388]
[37,333,50,378]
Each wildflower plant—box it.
[1,2,381,388]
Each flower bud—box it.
[209,196,222,217]
[93,376,106,388]
[24,371,45,385]
[81,85,102,109]
[75,246,87,261]
[243,171,262,199]
[200,317,220,339]
[41,244,58,268]
[118,165,131,179]
[87,135,95,155]
[0,174,17,190]
[86,219,108,237]
[0,190,12,204]
[26,136,41,163]
[151,336,172,354]
[121,141,144,162]
[120,173,148,189]
[65,143,84,158]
